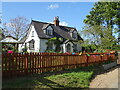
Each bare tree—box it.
[3,16,29,40]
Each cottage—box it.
[19,16,83,53]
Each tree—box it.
[3,16,29,40]
[0,28,2,40]
[84,2,120,36]
[82,1,120,50]
[81,25,116,49]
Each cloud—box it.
[48,4,59,10]
[49,21,68,26]
[59,22,68,26]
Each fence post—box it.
[86,55,89,66]
[100,54,103,63]
[25,53,28,75]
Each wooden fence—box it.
[2,52,116,78]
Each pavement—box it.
[89,52,120,89]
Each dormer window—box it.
[72,31,77,39]
[46,26,53,35]
[32,31,34,37]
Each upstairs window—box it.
[46,26,53,35]
[31,31,34,37]
[72,31,77,39]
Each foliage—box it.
[93,49,107,53]
[81,25,117,51]
[46,37,63,53]
[0,28,2,40]
[3,16,30,40]
[111,45,120,50]
[2,44,18,52]
[45,50,55,53]
[84,2,120,30]
[22,47,28,53]
[82,1,120,50]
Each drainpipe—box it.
[63,44,66,53]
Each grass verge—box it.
[2,63,105,89]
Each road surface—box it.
[90,52,120,88]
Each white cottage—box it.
[19,16,83,53]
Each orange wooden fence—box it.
[2,52,116,78]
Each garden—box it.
[3,63,110,89]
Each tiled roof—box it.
[32,20,83,41]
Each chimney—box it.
[54,16,60,26]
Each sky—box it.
[2,2,94,31]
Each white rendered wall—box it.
[73,41,82,52]
[40,39,56,52]
[19,24,40,52]
[40,39,48,52]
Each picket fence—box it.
[2,52,116,78]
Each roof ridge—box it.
[32,20,52,25]
[32,20,75,29]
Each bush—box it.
[22,47,28,53]
[45,50,55,53]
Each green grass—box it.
[2,64,104,89]
[46,71,93,88]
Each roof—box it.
[0,36,19,43]
[32,20,83,41]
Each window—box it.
[32,31,34,37]
[72,31,77,39]
[66,44,71,53]
[46,26,53,35]
[29,39,35,50]
[73,44,77,52]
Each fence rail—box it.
[2,52,116,78]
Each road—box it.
[90,52,120,88]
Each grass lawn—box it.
[2,64,105,89]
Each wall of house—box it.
[40,39,56,52]
[74,41,82,52]
[40,39,48,52]
[18,44,24,52]
[18,24,40,52]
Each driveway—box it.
[90,52,120,88]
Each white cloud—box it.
[48,4,59,10]
[49,21,68,26]
[59,22,68,26]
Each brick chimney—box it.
[54,16,60,26]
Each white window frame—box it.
[31,31,34,37]
[46,26,53,35]
[29,39,35,50]
[72,31,77,39]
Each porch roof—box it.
[0,36,19,43]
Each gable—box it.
[25,23,39,43]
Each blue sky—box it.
[2,2,94,31]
